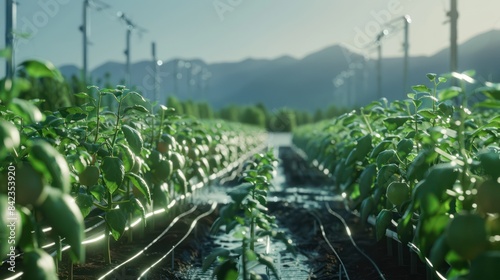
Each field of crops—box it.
[293,72,500,280]
[0,60,271,279]
[2,58,500,280]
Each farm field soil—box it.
[60,190,427,279]
[57,203,217,280]
[52,134,428,279]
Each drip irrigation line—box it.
[98,205,199,279]
[325,203,387,280]
[308,210,351,280]
[137,202,218,279]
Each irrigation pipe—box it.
[308,210,351,280]
[137,202,218,279]
[326,202,387,280]
[97,205,199,279]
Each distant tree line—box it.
[166,96,349,132]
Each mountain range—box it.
[60,29,500,112]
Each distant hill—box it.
[60,29,500,111]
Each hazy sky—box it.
[1,0,500,75]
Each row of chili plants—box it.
[293,72,500,280]
[203,150,296,280]
[0,60,267,279]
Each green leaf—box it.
[0,120,20,160]
[418,110,437,120]
[416,214,449,257]
[202,248,230,271]
[213,259,238,280]
[407,150,435,181]
[359,164,377,199]
[396,139,413,158]
[105,209,127,241]
[8,98,43,123]
[126,172,151,204]
[377,164,399,189]
[477,147,500,178]
[438,87,462,101]
[121,125,143,155]
[383,116,411,131]
[355,134,372,160]
[116,144,135,173]
[29,140,71,193]
[426,73,437,82]
[376,150,400,168]
[101,157,125,194]
[412,163,459,215]
[123,105,150,114]
[397,216,414,245]
[173,169,188,194]
[360,196,375,225]
[127,91,147,103]
[342,113,358,126]
[376,209,393,241]
[438,77,447,83]
[474,99,500,109]
[19,60,63,81]
[74,92,89,99]
[75,193,94,218]
[370,140,392,159]
[412,85,431,93]
[228,183,253,205]
[22,249,58,280]
[90,185,106,201]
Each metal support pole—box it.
[125,28,131,86]
[152,42,159,103]
[403,15,411,94]
[377,43,382,99]
[82,0,89,85]
[5,0,16,80]
[449,0,459,77]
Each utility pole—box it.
[151,42,160,103]
[376,30,387,99]
[5,0,16,81]
[117,12,145,87]
[448,0,459,77]
[82,0,90,85]
[125,26,131,86]
[403,15,411,93]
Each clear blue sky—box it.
[1,0,500,75]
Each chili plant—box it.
[204,150,295,280]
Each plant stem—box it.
[242,238,248,280]
[94,93,102,144]
[104,191,113,264]
[360,109,374,135]
[110,95,125,152]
